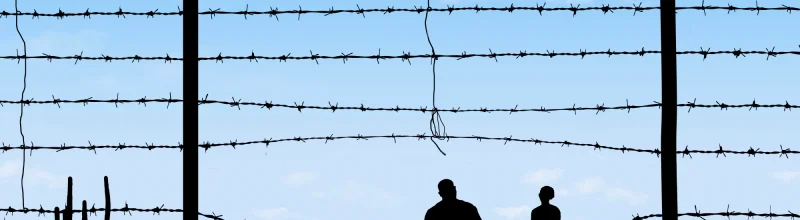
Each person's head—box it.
[437,179,457,200]
[539,186,555,204]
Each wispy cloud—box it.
[495,205,531,220]
[34,170,67,189]
[555,188,570,197]
[0,160,65,189]
[772,170,800,183]
[604,187,648,205]
[253,207,289,219]
[313,180,403,208]
[576,177,604,193]
[0,161,20,177]
[573,177,647,205]
[252,207,317,220]
[282,172,318,185]
[522,168,564,184]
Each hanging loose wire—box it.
[424,0,447,156]
[14,0,29,208]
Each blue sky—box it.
[1,0,799,220]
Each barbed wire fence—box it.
[2,0,202,220]
[2,0,799,220]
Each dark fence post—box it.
[183,1,199,220]
[660,1,678,220]
[104,176,111,220]
[81,200,87,220]
[54,207,60,220]
[65,176,73,220]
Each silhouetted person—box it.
[424,179,482,220]
[531,186,560,220]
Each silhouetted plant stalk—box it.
[0,176,224,220]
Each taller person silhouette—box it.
[531,186,561,220]
[424,179,482,220]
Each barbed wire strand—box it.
[3,96,799,113]
[0,205,224,220]
[1,2,797,19]
[3,48,799,63]
[1,135,797,158]
[424,0,447,156]
[13,0,27,210]
[633,205,799,220]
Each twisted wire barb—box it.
[1,135,797,158]
[633,205,800,220]
[0,205,223,220]
[1,2,797,19]
[3,96,799,113]
[3,48,799,63]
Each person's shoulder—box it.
[549,204,561,212]
[459,200,478,208]
[530,206,540,215]
[429,201,443,209]
[427,202,441,212]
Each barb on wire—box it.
[3,48,799,63]
[0,206,223,220]
[4,97,800,113]
[3,2,797,19]
[632,205,799,220]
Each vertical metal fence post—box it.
[104,176,111,220]
[660,1,678,220]
[183,0,199,220]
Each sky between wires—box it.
[0,0,798,220]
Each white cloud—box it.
[522,168,564,184]
[495,205,531,220]
[572,177,647,205]
[340,181,396,204]
[253,208,289,220]
[0,161,20,177]
[252,208,317,220]
[604,187,648,206]
[282,172,317,185]
[772,170,800,183]
[311,191,325,198]
[34,170,66,189]
[314,180,403,208]
[576,177,604,193]
[555,188,570,197]
[0,161,65,188]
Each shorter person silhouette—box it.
[531,186,561,220]
[424,179,482,220]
